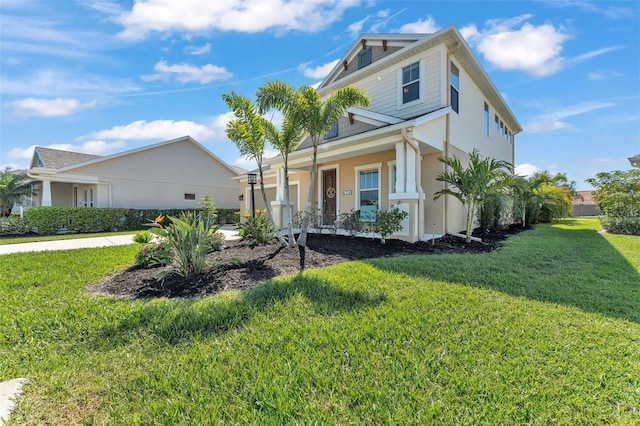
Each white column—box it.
[41,179,52,206]
[405,144,417,193]
[394,142,406,194]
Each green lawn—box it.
[0,230,140,245]
[1,218,638,424]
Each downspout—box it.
[401,128,424,241]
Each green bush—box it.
[478,194,510,234]
[238,211,274,245]
[135,240,175,268]
[371,205,409,244]
[599,216,640,235]
[133,230,153,244]
[338,209,361,237]
[0,216,31,235]
[216,208,240,224]
[209,231,226,252]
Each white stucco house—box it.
[27,136,244,209]
[238,26,522,241]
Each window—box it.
[495,114,499,131]
[358,47,372,69]
[504,126,509,141]
[83,188,93,207]
[184,193,196,200]
[500,120,504,135]
[358,168,379,222]
[450,62,459,113]
[484,102,489,136]
[402,62,420,104]
[389,163,397,194]
[324,121,338,139]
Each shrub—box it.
[238,210,274,245]
[478,193,510,234]
[371,205,409,244]
[132,230,153,244]
[209,231,226,252]
[600,216,640,235]
[338,209,361,237]
[0,216,31,236]
[135,240,175,268]
[199,194,218,222]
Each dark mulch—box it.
[87,225,528,299]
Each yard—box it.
[1,218,639,424]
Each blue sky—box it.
[1,0,638,189]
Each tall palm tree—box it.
[256,81,304,246]
[511,174,546,228]
[222,91,288,246]
[434,149,512,243]
[0,168,34,217]
[283,85,369,270]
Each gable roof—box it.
[319,26,522,134]
[31,146,102,169]
[29,136,242,176]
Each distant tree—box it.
[586,169,640,218]
[222,91,288,246]
[434,149,512,243]
[0,167,34,217]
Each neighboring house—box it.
[27,136,243,210]
[630,154,640,168]
[239,26,521,242]
[572,191,602,217]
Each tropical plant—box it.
[237,210,274,246]
[0,167,34,217]
[134,240,175,268]
[587,169,640,235]
[256,80,305,246]
[478,191,511,234]
[372,205,409,244]
[132,230,153,244]
[199,193,218,222]
[222,91,288,246]
[511,174,546,227]
[434,149,512,243]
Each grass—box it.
[1,218,638,424]
[0,230,142,245]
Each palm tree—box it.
[434,149,512,243]
[256,80,304,246]
[0,168,34,217]
[222,91,288,247]
[511,174,546,227]
[280,85,369,270]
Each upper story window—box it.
[324,121,338,139]
[484,102,489,136]
[358,47,372,69]
[402,62,420,104]
[495,114,499,131]
[450,62,459,113]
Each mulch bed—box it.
[87,226,527,299]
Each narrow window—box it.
[500,121,504,135]
[359,169,379,222]
[358,47,372,69]
[184,193,196,200]
[324,121,338,139]
[495,114,499,130]
[450,62,459,113]
[402,62,420,104]
[484,102,489,136]
[389,163,397,194]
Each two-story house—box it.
[239,25,522,241]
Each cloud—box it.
[397,16,439,34]
[184,43,211,55]
[587,70,622,81]
[524,101,616,133]
[8,97,97,117]
[82,119,217,141]
[514,163,540,177]
[142,60,232,84]
[116,0,362,40]
[347,16,370,38]
[299,60,339,79]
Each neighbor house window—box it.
[402,61,420,104]
[495,114,499,131]
[184,193,196,200]
[450,62,459,113]
[356,165,381,222]
[500,120,504,135]
[358,47,372,69]
[484,102,489,136]
[324,121,338,139]
[83,188,93,207]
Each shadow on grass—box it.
[367,224,640,324]
[92,273,386,347]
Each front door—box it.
[322,169,337,226]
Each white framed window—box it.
[83,188,94,207]
[484,102,489,136]
[450,61,459,113]
[495,114,499,131]
[397,59,424,109]
[388,161,397,194]
[355,163,382,222]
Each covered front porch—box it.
[26,169,112,207]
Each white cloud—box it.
[514,163,540,177]
[299,60,339,79]
[184,43,211,55]
[116,0,362,40]
[569,46,622,64]
[347,17,369,38]
[524,101,616,133]
[142,60,232,84]
[8,97,97,117]
[459,24,480,40]
[397,16,439,34]
[82,119,216,141]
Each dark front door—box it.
[322,169,337,226]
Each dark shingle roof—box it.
[33,147,102,169]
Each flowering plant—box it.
[134,240,175,268]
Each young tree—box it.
[222,91,288,247]
[256,81,304,246]
[0,168,34,217]
[433,149,512,243]
[511,174,546,228]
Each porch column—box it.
[270,166,288,230]
[41,178,52,206]
[395,141,417,194]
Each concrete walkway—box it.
[0,227,240,255]
[0,378,27,424]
